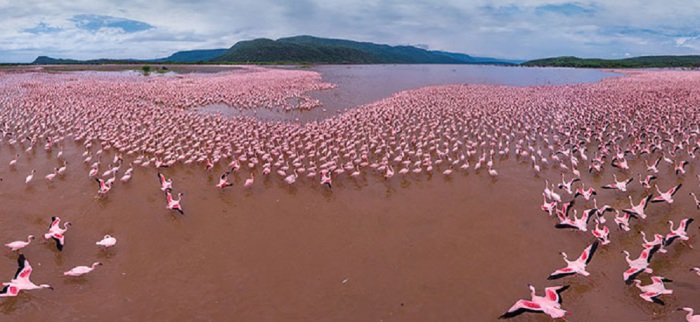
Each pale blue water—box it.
[198,64,619,122]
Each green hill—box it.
[522,55,700,68]
[153,49,227,63]
[31,35,520,65]
[212,35,516,64]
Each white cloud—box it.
[1,0,699,62]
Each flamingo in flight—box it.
[622,194,653,220]
[165,189,184,215]
[665,218,694,247]
[592,219,610,245]
[548,241,599,280]
[651,183,682,204]
[320,170,332,188]
[216,171,233,189]
[601,174,633,192]
[640,231,667,254]
[43,216,71,251]
[95,178,111,196]
[622,245,660,284]
[0,254,53,297]
[158,172,173,191]
[632,276,673,305]
[499,284,570,319]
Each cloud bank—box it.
[1,0,699,63]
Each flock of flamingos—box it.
[0,66,699,320]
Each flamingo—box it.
[638,174,657,189]
[614,210,636,232]
[601,174,633,192]
[691,267,700,277]
[284,169,298,185]
[320,170,332,188]
[640,231,667,254]
[633,276,673,305]
[559,173,581,195]
[96,178,112,195]
[43,216,71,251]
[665,218,694,247]
[555,209,592,232]
[548,241,599,280]
[573,185,596,200]
[385,164,395,179]
[540,193,557,216]
[651,183,682,204]
[243,173,254,188]
[216,171,233,189]
[165,189,184,215]
[158,172,173,191]
[499,284,570,319]
[645,157,661,173]
[44,167,59,182]
[0,254,53,297]
[8,154,18,168]
[592,219,611,245]
[4,235,34,253]
[622,194,652,219]
[64,262,102,277]
[96,235,117,249]
[678,307,700,322]
[58,161,67,176]
[622,245,660,284]
[25,169,36,185]
[690,192,700,209]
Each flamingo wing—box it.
[640,194,653,209]
[681,218,694,232]
[13,254,33,282]
[650,195,666,203]
[547,268,575,280]
[640,292,665,305]
[499,300,543,319]
[48,216,60,230]
[578,240,599,265]
[544,285,569,304]
[669,183,682,196]
[624,267,644,284]
[555,222,578,230]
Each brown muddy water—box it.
[0,141,698,321]
[0,67,698,322]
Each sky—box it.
[1,0,699,63]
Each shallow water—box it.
[0,140,698,321]
[0,68,698,322]
[197,65,619,123]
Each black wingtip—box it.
[652,296,665,306]
[53,237,63,251]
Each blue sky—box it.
[1,0,699,63]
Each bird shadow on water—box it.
[0,297,20,314]
[63,277,89,286]
[95,249,115,259]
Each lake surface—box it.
[2,67,696,322]
[197,64,618,122]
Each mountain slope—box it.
[212,35,515,64]
[523,55,700,68]
[154,49,227,63]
